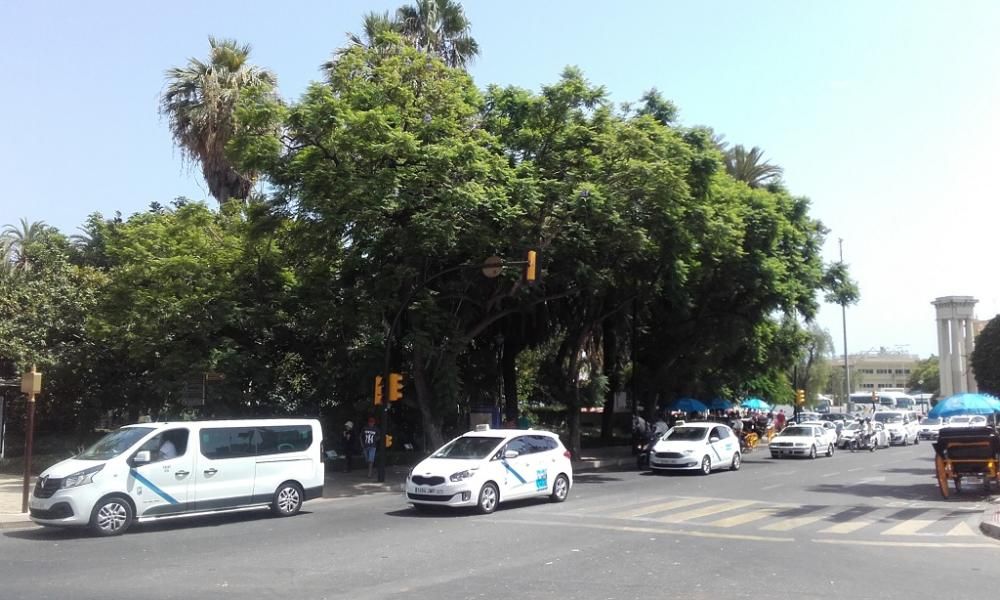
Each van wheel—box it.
[90,495,133,536]
[271,482,303,517]
[550,474,570,503]
[477,482,499,514]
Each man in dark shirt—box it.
[361,417,381,479]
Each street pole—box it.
[631,296,638,455]
[20,364,40,514]
[839,239,850,405]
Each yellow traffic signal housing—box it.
[385,434,393,448]
[795,389,805,405]
[374,375,383,405]
[526,250,537,282]
[389,372,404,402]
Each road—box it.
[1,443,998,599]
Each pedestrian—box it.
[361,417,381,479]
[775,410,786,432]
[341,421,356,472]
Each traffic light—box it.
[389,372,404,402]
[385,434,393,448]
[526,250,537,282]
[374,375,383,406]
[795,389,805,406]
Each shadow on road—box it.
[808,481,990,503]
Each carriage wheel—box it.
[935,455,950,499]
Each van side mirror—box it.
[504,450,519,459]
[133,450,152,465]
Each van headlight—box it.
[449,469,476,482]
[63,465,103,488]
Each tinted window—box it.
[506,437,534,456]
[200,427,256,460]
[256,425,313,455]
[711,427,729,439]
[525,435,558,454]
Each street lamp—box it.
[839,239,850,404]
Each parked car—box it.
[405,426,572,514]
[648,423,741,474]
[917,417,944,440]
[837,421,890,449]
[770,425,838,458]
[944,415,989,429]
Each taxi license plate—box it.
[415,487,436,494]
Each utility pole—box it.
[839,239,850,405]
[21,365,41,514]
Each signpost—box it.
[21,365,41,514]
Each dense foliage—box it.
[972,317,1000,395]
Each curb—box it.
[980,504,1000,541]
[0,513,33,530]
[573,457,635,474]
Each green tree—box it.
[160,37,277,205]
[2,218,53,273]
[397,0,480,68]
[724,144,783,188]
[906,355,940,395]
[972,317,1000,395]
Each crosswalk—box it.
[558,495,985,539]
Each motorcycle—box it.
[849,429,877,453]
[636,430,665,469]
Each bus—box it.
[849,391,917,412]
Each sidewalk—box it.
[0,446,637,529]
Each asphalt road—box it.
[1,442,998,599]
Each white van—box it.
[28,419,324,536]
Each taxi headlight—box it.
[63,465,103,488]
[682,449,694,455]
[449,469,475,482]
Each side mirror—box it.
[133,450,151,465]
[504,450,519,459]
[709,437,720,443]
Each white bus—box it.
[28,418,324,536]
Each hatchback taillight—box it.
[564,450,572,459]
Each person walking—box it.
[341,421,356,472]
[361,417,381,479]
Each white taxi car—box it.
[770,424,838,458]
[405,427,573,514]
[873,410,919,445]
[648,423,741,474]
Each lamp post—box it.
[839,239,850,405]
[20,365,41,514]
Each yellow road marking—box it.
[707,508,779,528]
[946,521,979,537]
[881,519,935,536]
[657,500,757,523]
[819,520,873,534]
[760,513,828,531]
[814,538,1000,549]
[611,497,708,519]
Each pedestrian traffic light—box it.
[796,389,805,406]
[385,434,393,448]
[374,375,383,405]
[389,372,404,402]
[525,250,537,282]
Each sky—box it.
[2,0,999,358]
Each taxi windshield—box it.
[663,427,709,442]
[77,427,154,460]
[779,426,813,437]
[874,413,902,423]
[431,436,503,459]
[920,418,942,425]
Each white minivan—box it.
[29,419,324,536]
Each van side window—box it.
[255,426,313,455]
[200,427,257,460]
[138,429,189,463]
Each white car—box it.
[800,420,839,438]
[648,423,741,474]
[770,424,837,458]
[873,410,919,445]
[917,417,944,440]
[837,421,890,449]
[944,415,989,429]
[405,427,572,514]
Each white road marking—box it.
[500,517,795,543]
[821,471,841,478]
[707,508,779,528]
[946,522,979,537]
[814,538,1000,549]
[657,500,757,523]
[760,512,830,531]
[819,520,873,535]
[847,467,864,472]
[611,497,708,519]
[759,484,783,491]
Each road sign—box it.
[181,377,205,407]
[482,256,503,278]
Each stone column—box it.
[951,316,966,394]
[938,318,953,397]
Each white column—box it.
[951,317,965,394]
[938,319,953,397]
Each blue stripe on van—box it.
[130,469,179,505]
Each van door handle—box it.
[203,468,218,476]
[175,470,190,477]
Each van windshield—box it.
[78,427,154,460]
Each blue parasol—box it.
[740,397,771,411]
[667,397,710,413]
[708,397,734,411]
[927,393,1000,419]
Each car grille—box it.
[411,475,445,486]
[654,452,684,459]
[771,442,792,448]
[407,493,454,502]
[33,477,63,499]
[30,503,74,520]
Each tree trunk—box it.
[501,335,521,422]
[412,345,445,450]
[600,314,619,443]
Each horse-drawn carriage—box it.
[932,426,1000,498]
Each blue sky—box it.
[2,0,998,358]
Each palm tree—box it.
[724,145,783,188]
[2,218,50,272]
[160,37,277,205]
[325,11,402,72]
[397,0,480,68]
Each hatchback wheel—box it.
[730,452,741,471]
[809,445,817,459]
[550,474,570,503]
[477,482,499,514]
[700,455,712,475]
[827,444,835,457]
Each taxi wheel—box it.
[809,445,817,459]
[550,474,570,503]
[700,456,712,475]
[730,452,741,471]
[90,495,133,537]
[827,444,835,457]
[913,435,919,446]
[271,481,303,517]
[477,482,499,514]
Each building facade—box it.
[849,349,920,391]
